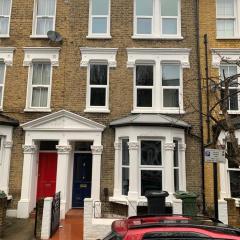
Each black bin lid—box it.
[145,190,169,198]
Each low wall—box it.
[0,198,7,238]
[225,198,240,227]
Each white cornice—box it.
[0,47,15,66]
[23,47,61,66]
[211,48,240,68]
[126,48,191,68]
[80,47,118,68]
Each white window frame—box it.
[216,0,240,39]
[86,62,110,112]
[219,64,240,113]
[87,0,111,39]
[133,0,182,39]
[23,47,60,112]
[0,0,12,38]
[139,138,164,198]
[31,0,57,38]
[0,62,6,110]
[27,61,52,110]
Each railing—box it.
[50,192,61,237]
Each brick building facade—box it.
[0,0,203,223]
[199,0,240,226]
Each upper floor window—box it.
[134,0,181,39]
[220,64,240,113]
[88,0,111,38]
[0,0,11,37]
[88,64,109,109]
[216,0,238,38]
[32,0,56,37]
[134,63,182,112]
[0,62,6,109]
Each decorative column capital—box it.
[4,141,13,148]
[179,144,187,151]
[164,143,175,151]
[56,145,72,154]
[128,142,139,150]
[114,142,121,150]
[22,145,37,154]
[91,145,103,155]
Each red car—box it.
[103,215,240,240]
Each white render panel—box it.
[0,48,15,66]
[41,197,53,240]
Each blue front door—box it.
[72,153,92,208]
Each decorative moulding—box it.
[91,145,103,155]
[128,142,139,150]
[22,145,38,154]
[80,47,118,68]
[56,145,72,154]
[211,48,240,68]
[23,47,61,66]
[164,143,175,151]
[4,141,13,148]
[0,47,15,66]
[127,48,191,68]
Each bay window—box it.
[88,0,111,38]
[0,62,6,108]
[173,140,180,192]
[32,0,56,37]
[216,0,238,38]
[140,140,163,196]
[220,64,240,112]
[134,0,181,38]
[0,0,11,36]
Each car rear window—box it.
[142,231,211,239]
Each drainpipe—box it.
[196,0,206,214]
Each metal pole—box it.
[204,34,219,220]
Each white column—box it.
[0,141,13,195]
[113,142,121,197]
[41,197,53,239]
[179,143,187,191]
[91,145,103,201]
[219,162,229,199]
[56,145,72,219]
[128,142,139,200]
[17,145,38,218]
[164,143,175,202]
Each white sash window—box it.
[0,0,11,36]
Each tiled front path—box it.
[51,209,83,240]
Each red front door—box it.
[37,152,58,200]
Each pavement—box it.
[51,209,83,240]
[1,217,35,240]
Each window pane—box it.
[137,89,152,107]
[0,63,5,84]
[136,65,153,86]
[217,20,234,37]
[0,0,11,15]
[0,17,9,34]
[0,86,2,104]
[162,19,177,35]
[163,89,179,108]
[174,169,179,192]
[229,171,240,198]
[92,0,109,15]
[90,88,106,106]
[216,0,234,17]
[136,0,153,16]
[32,64,42,84]
[40,88,48,107]
[229,89,238,110]
[32,88,41,107]
[137,18,152,34]
[90,65,107,85]
[122,139,129,166]
[122,168,129,195]
[141,170,162,196]
[174,140,179,167]
[37,18,53,35]
[162,65,180,86]
[92,17,107,33]
[42,64,51,84]
[141,141,162,165]
[37,0,55,15]
[161,0,178,16]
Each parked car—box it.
[103,215,240,240]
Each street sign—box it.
[204,148,226,163]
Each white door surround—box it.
[17,110,105,219]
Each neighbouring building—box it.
[199,0,240,226]
[0,0,203,238]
